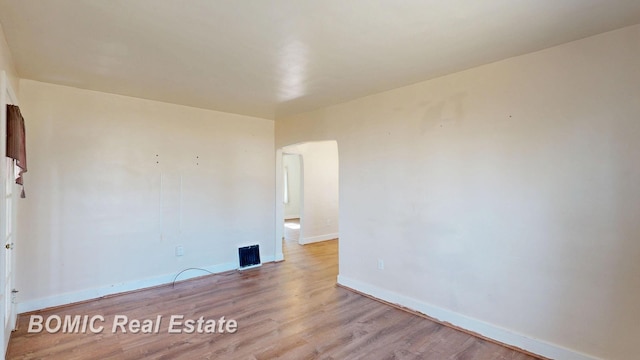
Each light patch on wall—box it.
[283,166,289,203]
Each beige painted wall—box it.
[276,24,640,360]
[16,80,275,311]
[283,141,339,244]
[0,22,18,95]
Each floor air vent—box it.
[238,245,261,269]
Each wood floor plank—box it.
[7,238,542,359]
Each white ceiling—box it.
[1,1,639,120]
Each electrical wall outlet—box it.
[377,259,384,270]
[175,245,184,257]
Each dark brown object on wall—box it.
[6,104,27,198]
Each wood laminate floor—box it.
[8,239,540,359]
[283,218,300,243]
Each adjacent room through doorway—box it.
[277,141,339,261]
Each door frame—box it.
[274,149,285,261]
[0,70,19,356]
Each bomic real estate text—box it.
[27,314,238,334]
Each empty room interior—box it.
[0,1,639,359]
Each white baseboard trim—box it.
[337,275,600,360]
[18,255,276,314]
[300,232,339,245]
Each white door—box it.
[3,159,16,339]
[0,71,18,355]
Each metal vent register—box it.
[238,245,261,269]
